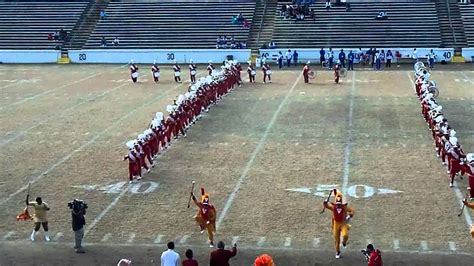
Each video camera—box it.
[360,249,370,261]
[68,199,88,210]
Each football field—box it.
[0,64,473,265]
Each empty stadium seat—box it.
[460,5,474,47]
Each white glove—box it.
[346,215,351,221]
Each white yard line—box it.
[0,83,127,147]
[216,72,302,229]
[0,82,183,205]
[0,64,127,110]
[341,72,357,195]
[406,72,473,229]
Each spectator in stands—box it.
[325,0,332,9]
[100,10,107,20]
[309,8,315,20]
[345,2,352,12]
[385,49,393,68]
[285,49,292,67]
[348,50,354,70]
[237,13,245,24]
[232,15,239,25]
[231,42,236,49]
[293,50,298,66]
[280,4,287,16]
[113,37,120,46]
[101,37,107,47]
[375,11,387,20]
[54,31,59,42]
[48,33,53,41]
[241,41,247,49]
[59,28,67,41]
[268,41,276,49]
[243,19,250,29]
[182,249,198,266]
[216,37,221,49]
[339,49,346,68]
[320,48,326,66]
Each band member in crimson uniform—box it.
[123,141,140,183]
[463,154,474,199]
[130,60,139,83]
[262,62,272,83]
[173,61,182,83]
[207,60,215,76]
[151,62,160,83]
[235,62,243,86]
[189,59,197,83]
[247,63,256,83]
[134,140,149,174]
[334,62,341,84]
[303,61,311,83]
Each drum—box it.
[266,70,272,75]
[308,70,316,79]
[251,70,256,76]
[153,72,160,78]
[428,86,439,98]
[131,72,138,79]
[174,71,181,77]
[191,70,197,76]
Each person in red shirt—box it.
[209,241,237,266]
[365,244,383,266]
[303,61,311,83]
[334,62,341,84]
[182,249,198,266]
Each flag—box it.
[16,207,31,221]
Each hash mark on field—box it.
[393,239,400,250]
[232,236,239,245]
[448,241,456,251]
[127,233,136,243]
[257,237,266,247]
[154,235,164,244]
[284,237,292,247]
[101,233,112,242]
[420,241,429,251]
[179,235,190,244]
[54,232,63,241]
[313,238,320,248]
[2,231,14,240]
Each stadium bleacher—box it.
[83,0,256,49]
[273,1,442,48]
[459,4,474,47]
[0,1,88,50]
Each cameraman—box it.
[365,244,383,266]
[70,200,86,253]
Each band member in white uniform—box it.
[207,60,215,76]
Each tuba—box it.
[308,70,316,79]
[427,80,439,98]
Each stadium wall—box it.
[259,48,456,63]
[0,50,60,63]
[68,49,252,64]
[461,48,474,62]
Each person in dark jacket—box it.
[293,50,299,67]
[71,200,86,253]
[209,241,237,266]
[338,49,346,68]
[320,48,326,66]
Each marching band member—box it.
[207,60,215,76]
[123,140,140,183]
[262,62,272,83]
[134,139,149,175]
[191,188,217,247]
[465,154,474,199]
[151,61,160,83]
[173,61,182,83]
[323,190,355,259]
[130,60,139,83]
[189,59,197,83]
[334,61,341,84]
[247,62,256,83]
[303,61,311,84]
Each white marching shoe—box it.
[335,252,341,259]
[44,232,50,242]
[449,182,453,188]
[30,230,37,242]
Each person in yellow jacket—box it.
[462,199,474,238]
[323,190,355,259]
[192,187,217,247]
